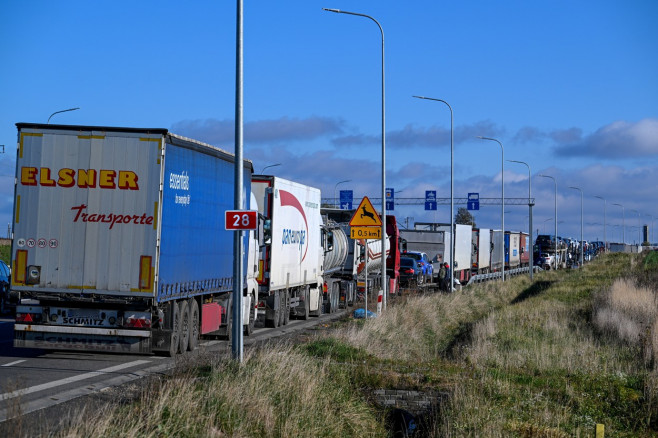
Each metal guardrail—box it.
[466,266,542,286]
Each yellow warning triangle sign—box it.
[349,196,382,227]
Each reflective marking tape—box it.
[0,359,150,401]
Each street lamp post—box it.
[630,209,641,244]
[47,107,80,123]
[260,163,281,174]
[569,186,584,267]
[612,203,625,244]
[477,137,504,281]
[508,160,533,280]
[413,96,454,288]
[334,179,352,208]
[323,7,387,308]
[594,196,607,252]
[539,174,558,269]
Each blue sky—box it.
[1,1,657,244]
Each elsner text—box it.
[21,167,139,190]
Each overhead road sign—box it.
[339,190,353,210]
[385,188,394,211]
[350,226,382,239]
[467,192,479,211]
[425,190,437,211]
[321,197,533,206]
[349,196,382,227]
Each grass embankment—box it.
[33,252,658,437]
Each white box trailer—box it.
[11,123,258,356]
[471,228,491,274]
[251,175,324,327]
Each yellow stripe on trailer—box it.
[19,132,43,158]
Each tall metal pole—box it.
[630,209,640,244]
[478,137,505,281]
[232,0,244,361]
[413,96,454,289]
[569,186,584,266]
[539,175,558,269]
[594,196,607,251]
[613,203,625,244]
[323,8,387,308]
[509,160,533,279]
[334,179,352,207]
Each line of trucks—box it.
[399,223,532,286]
[10,123,402,356]
[8,123,550,356]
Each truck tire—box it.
[283,290,290,325]
[178,300,190,354]
[188,299,199,351]
[166,301,181,357]
[245,292,256,336]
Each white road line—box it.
[0,359,150,401]
[1,360,26,367]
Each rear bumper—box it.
[14,324,152,354]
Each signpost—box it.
[425,190,437,211]
[339,190,353,210]
[348,197,382,319]
[467,192,480,211]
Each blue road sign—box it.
[425,190,437,211]
[339,190,353,210]
[385,188,394,211]
[467,192,479,211]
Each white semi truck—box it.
[251,176,325,327]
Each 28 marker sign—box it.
[225,210,258,230]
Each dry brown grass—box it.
[54,344,383,438]
[593,278,658,366]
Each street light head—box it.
[322,8,341,13]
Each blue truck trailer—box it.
[11,123,258,356]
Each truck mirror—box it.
[326,231,334,252]
[359,245,365,262]
[263,219,272,246]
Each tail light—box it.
[123,311,152,328]
[16,312,42,323]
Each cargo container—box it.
[471,228,491,274]
[504,231,521,269]
[490,229,504,272]
[11,123,258,355]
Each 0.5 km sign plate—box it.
[350,226,381,239]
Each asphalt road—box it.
[0,310,348,427]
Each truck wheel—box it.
[188,299,199,351]
[244,293,256,336]
[167,301,181,357]
[178,301,190,354]
[283,290,290,325]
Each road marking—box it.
[0,359,150,401]
[2,360,26,367]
